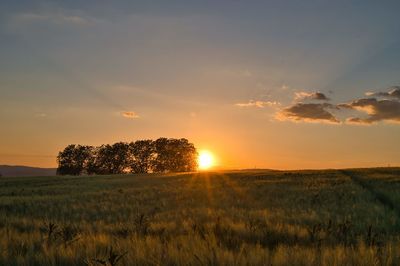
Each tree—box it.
[56,138,198,176]
[152,138,197,173]
[152,138,171,173]
[129,140,154,173]
[173,138,197,172]
[87,143,130,175]
[86,146,102,175]
[108,142,130,174]
[57,145,93,175]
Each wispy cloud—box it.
[34,113,48,118]
[121,111,139,119]
[217,68,253,78]
[281,84,289,90]
[235,100,280,108]
[8,10,95,28]
[294,91,330,101]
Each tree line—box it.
[57,138,198,175]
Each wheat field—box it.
[1,168,400,265]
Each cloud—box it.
[277,103,339,124]
[121,111,139,119]
[339,98,400,124]
[9,11,93,27]
[239,85,400,125]
[242,70,252,77]
[295,91,330,101]
[365,86,400,99]
[345,117,369,125]
[281,84,289,90]
[35,113,47,118]
[235,100,280,108]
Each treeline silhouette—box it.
[57,138,197,175]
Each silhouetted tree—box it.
[152,138,171,173]
[129,140,154,173]
[108,142,130,174]
[86,146,101,175]
[152,138,197,172]
[57,138,197,176]
[173,138,197,172]
[87,142,130,174]
[57,145,93,175]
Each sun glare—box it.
[198,150,214,170]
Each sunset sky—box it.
[1,1,400,169]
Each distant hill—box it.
[0,165,57,177]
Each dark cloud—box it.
[313,92,330,101]
[261,85,400,125]
[366,86,400,99]
[295,91,330,101]
[339,98,400,124]
[278,103,339,123]
[346,117,365,124]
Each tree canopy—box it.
[57,138,197,176]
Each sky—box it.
[1,0,400,169]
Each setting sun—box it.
[198,150,214,170]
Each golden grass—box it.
[0,168,400,265]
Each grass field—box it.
[1,168,400,265]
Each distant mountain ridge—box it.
[0,165,57,177]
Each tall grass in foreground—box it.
[1,169,400,265]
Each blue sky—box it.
[1,0,400,168]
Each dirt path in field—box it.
[340,170,400,217]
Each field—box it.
[1,168,400,265]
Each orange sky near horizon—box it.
[1,110,399,170]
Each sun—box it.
[198,150,214,170]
